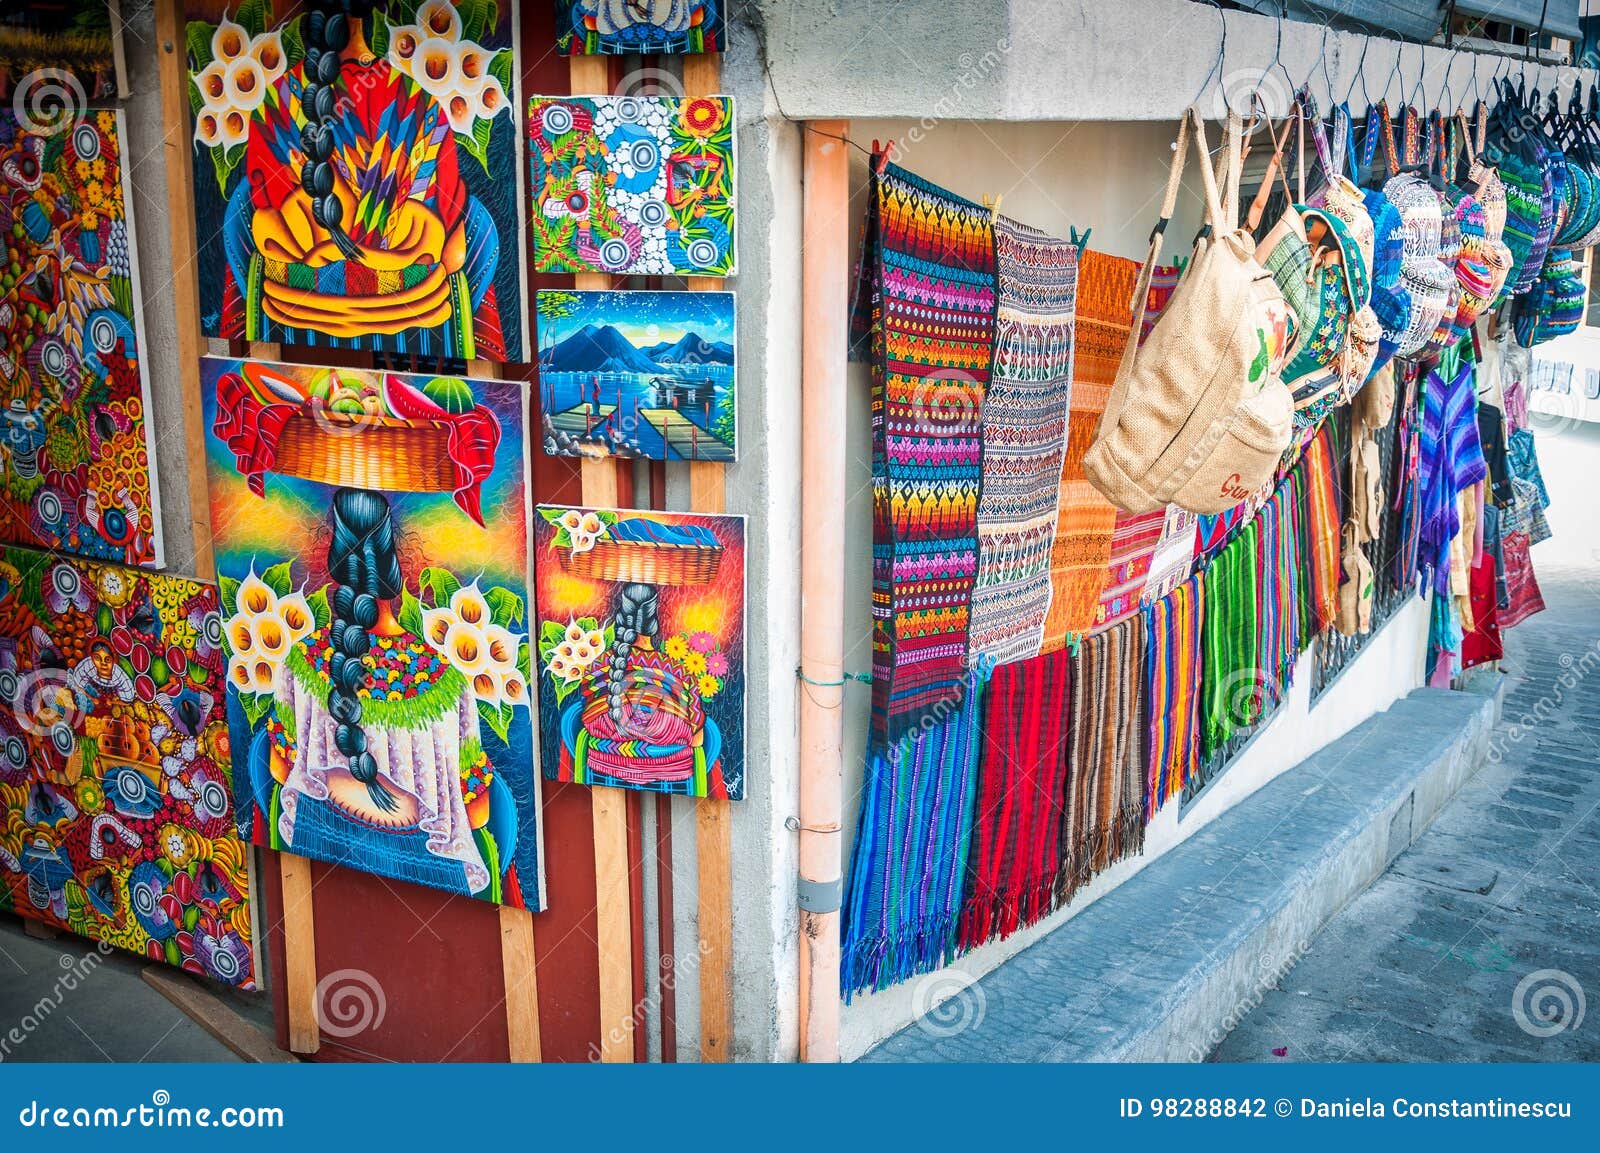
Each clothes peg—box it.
[1068,225,1092,250]
[981,193,1003,224]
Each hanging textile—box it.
[966,220,1079,667]
[1302,424,1343,633]
[956,651,1072,949]
[858,159,997,745]
[841,672,984,997]
[1059,618,1147,904]
[1141,506,1200,603]
[1462,504,1504,668]
[1143,572,1203,813]
[1095,507,1165,632]
[1041,250,1140,647]
[1201,517,1261,760]
[1417,354,1487,595]
[1500,527,1547,628]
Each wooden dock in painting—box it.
[547,404,619,438]
[639,408,734,462]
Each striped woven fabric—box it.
[1094,507,1165,632]
[841,672,983,997]
[966,219,1078,667]
[1143,572,1203,813]
[1040,250,1140,648]
[859,160,997,745]
[956,651,1072,948]
[1141,505,1200,603]
[1058,617,1146,905]
[1302,425,1343,633]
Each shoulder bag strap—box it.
[1379,100,1401,178]
[1099,108,1225,434]
[1245,109,1298,231]
[1330,101,1350,180]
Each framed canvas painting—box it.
[534,505,746,800]
[0,545,254,987]
[536,288,735,461]
[0,106,162,567]
[201,356,543,909]
[555,0,726,55]
[183,0,527,361]
[528,94,736,276]
[0,1,125,103]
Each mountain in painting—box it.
[542,324,663,374]
[643,334,735,365]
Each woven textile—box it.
[860,161,997,744]
[1142,505,1200,603]
[1303,425,1343,632]
[1041,251,1140,646]
[956,652,1072,948]
[1461,504,1503,669]
[1095,508,1165,632]
[1143,572,1203,813]
[967,219,1078,667]
[841,671,984,997]
[1500,527,1546,628]
[1418,356,1487,596]
[1058,618,1146,905]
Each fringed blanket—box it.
[1144,572,1203,813]
[966,219,1078,667]
[1058,619,1147,906]
[859,159,998,745]
[1041,251,1139,647]
[956,651,1072,948]
[841,672,983,998]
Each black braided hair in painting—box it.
[298,0,377,261]
[326,487,403,814]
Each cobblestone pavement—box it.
[1213,563,1600,1061]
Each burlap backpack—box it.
[1085,109,1294,516]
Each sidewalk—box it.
[1214,564,1600,1061]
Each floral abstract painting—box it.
[555,1,725,55]
[536,288,735,461]
[0,1,123,103]
[535,506,745,800]
[528,95,736,276]
[202,356,543,908]
[0,545,255,987]
[0,107,161,567]
[184,0,526,360]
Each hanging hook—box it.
[1192,0,1226,109]
[1408,45,1428,112]
[1317,15,1335,104]
[1346,28,1371,108]
[1384,36,1404,109]
[1261,5,1287,114]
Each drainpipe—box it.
[797,119,850,1062]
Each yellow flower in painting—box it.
[77,777,105,816]
[683,652,707,676]
[697,674,721,699]
[80,210,99,232]
[97,111,114,133]
[663,636,689,661]
[90,158,106,181]
[160,823,199,868]
[84,181,104,207]
[74,158,91,180]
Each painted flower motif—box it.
[697,674,721,699]
[706,651,729,677]
[422,606,457,648]
[44,562,91,613]
[681,97,726,137]
[688,631,716,653]
[683,652,707,676]
[559,510,584,532]
[663,636,689,661]
[234,568,277,618]
[451,583,491,627]
[96,566,134,608]
[160,823,198,868]
[211,17,250,63]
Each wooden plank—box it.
[141,966,297,1063]
[570,53,637,1065]
[155,0,215,577]
[277,853,320,1054]
[681,52,735,1065]
[499,907,542,1062]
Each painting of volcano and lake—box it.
[535,289,736,462]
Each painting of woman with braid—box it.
[183,0,524,360]
[201,357,542,908]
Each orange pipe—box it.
[798,120,850,1062]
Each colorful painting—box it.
[201,356,543,908]
[0,107,161,567]
[183,0,526,360]
[555,1,725,55]
[528,95,736,276]
[535,506,745,799]
[536,289,735,461]
[0,1,122,103]
[0,545,255,987]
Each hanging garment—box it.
[1461,504,1504,669]
[841,671,984,997]
[966,219,1079,667]
[956,651,1072,949]
[857,159,997,745]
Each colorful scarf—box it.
[966,219,1078,667]
[1095,507,1165,631]
[956,651,1072,948]
[1143,572,1203,813]
[1059,618,1146,904]
[1201,516,1261,759]
[858,160,997,744]
[1302,425,1343,633]
[1041,251,1140,646]
[842,672,984,997]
